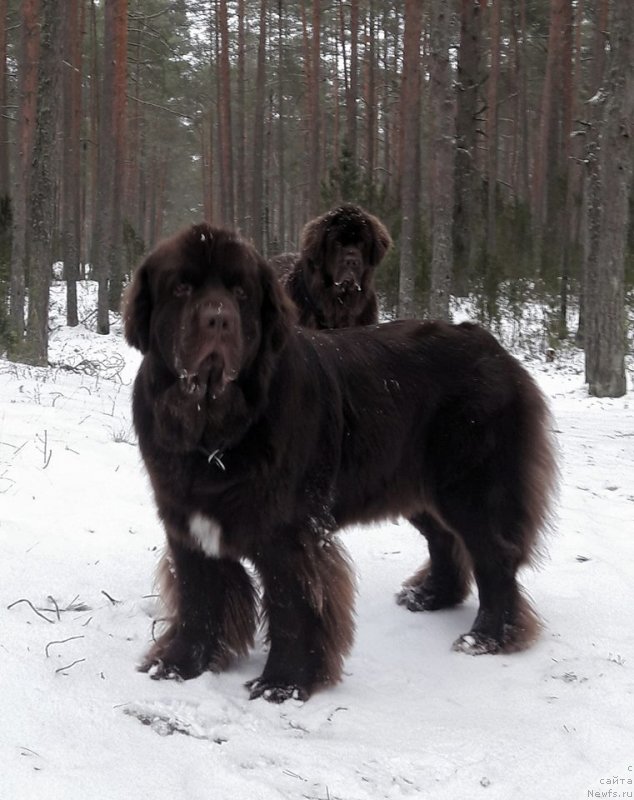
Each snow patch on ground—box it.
[1,284,633,799]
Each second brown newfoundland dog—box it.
[272,203,392,328]
[124,223,556,703]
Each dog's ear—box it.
[122,259,152,353]
[299,216,326,270]
[367,213,393,267]
[259,257,296,354]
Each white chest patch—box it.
[189,513,223,558]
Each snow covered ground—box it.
[1,281,633,800]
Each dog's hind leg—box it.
[139,536,257,680]
[248,534,356,703]
[397,512,472,611]
[435,480,542,655]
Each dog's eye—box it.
[232,286,247,301]
[174,282,192,298]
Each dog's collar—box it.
[196,445,226,471]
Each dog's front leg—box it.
[248,534,356,703]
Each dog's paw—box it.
[396,585,454,612]
[452,632,501,655]
[246,677,309,704]
[138,636,209,681]
[396,586,432,611]
[138,658,185,681]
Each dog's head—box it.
[299,204,392,300]
[123,223,294,398]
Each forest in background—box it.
[0,0,632,395]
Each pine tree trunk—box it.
[532,0,565,272]
[398,0,423,317]
[9,0,40,356]
[453,0,484,295]
[429,0,455,321]
[346,0,359,164]
[0,0,9,199]
[24,0,62,366]
[107,0,127,312]
[91,0,127,334]
[486,0,501,263]
[364,1,377,203]
[586,0,633,398]
[236,0,246,231]
[276,0,286,249]
[576,0,610,347]
[218,0,235,227]
[306,2,321,217]
[62,0,83,328]
[250,0,267,251]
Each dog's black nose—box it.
[199,296,238,339]
[343,254,361,271]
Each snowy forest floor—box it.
[1,281,633,800]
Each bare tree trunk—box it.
[24,0,62,365]
[346,0,359,164]
[276,0,286,249]
[9,0,40,356]
[306,2,321,216]
[62,0,83,327]
[236,0,246,231]
[0,0,9,199]
[586,0,633,397]
[364,0,377,202]
[486,0,501,262]
[429,0,455,320]
[576,0,610,347]
[218,0,235,226]
[107,0,127,311]
[398,0,423,317]
[92,0,127,332]
[453,0,484,294]
[510,0,530,206]
[532,0,565,270]
[250,0,267,251]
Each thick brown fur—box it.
[124,222,557,703]
[271,204,392,329]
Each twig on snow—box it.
[45,635,85,658]
[55,658,86,675]
[7,598,56,624]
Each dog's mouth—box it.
[334,280,362,303]
[177,353,238,398]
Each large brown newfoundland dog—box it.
[272,204,392,328]
[124,223,556,703]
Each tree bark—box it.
[92,0,127,331]
[364,1,377,203]
[576,0,610,347]
[486,0,501,262]
[306,2,321,217]
[586,0,633,397]
[62,0,84,327]
[9,0,40,355]
[23,0,62,365]
[429,0,455,321]
[0,0,9,199]
[453,0,484,294]
[217,0,235,227]
[250,0,267,251]
[346,0,359,165]
[236,0,246,231]
[398,0,423,317]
